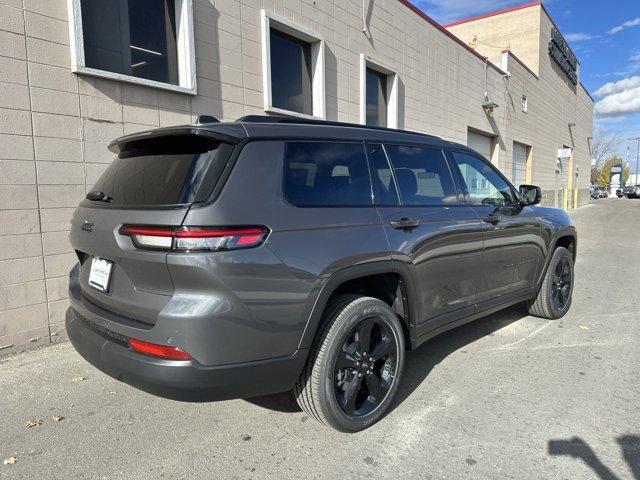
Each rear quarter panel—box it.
[180,140,390,363]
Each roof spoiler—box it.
[107,124,247,154]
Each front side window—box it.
[366,68,387,127]
[283,142,372,206]
[81,0,178,84]
[451,152,517,206]
[384,145,457,206]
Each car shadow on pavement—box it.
[391,304,528,409]
[247,304,529,415]
[548,435,640,480]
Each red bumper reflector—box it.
[129,338,192,361]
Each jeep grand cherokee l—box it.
[66,116,577,432]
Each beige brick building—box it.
[0,0,593,354]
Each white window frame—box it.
[66,0,197,95]
[260,10,326,119]
[521,94,528,113]
[359,55,399,128]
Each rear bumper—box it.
[66,307,308,401]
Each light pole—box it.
[635,137,640,186]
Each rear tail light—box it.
[129,338,192,361]
[118,225,269,252]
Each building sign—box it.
[611,165,622,174]
[549,28,578,85]
[557,148,572,159]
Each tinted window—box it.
[91,137,224,207]
[367,144,399,206]
[81,0,178,84]
[384,145,457,206]
[284,142,372,206]
[270,29,312,115]
[451,152,517,206]
[366,69,387,127]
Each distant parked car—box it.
[623,185,640,199]
[616,188,623,198]
[591,187,608,199]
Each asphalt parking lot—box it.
[1,198,639,480]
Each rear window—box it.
[90,136,229,207]
[283,142,373,206]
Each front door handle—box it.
[483,213,502,224]
[390,218,420,230]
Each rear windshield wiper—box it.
[86,191,113,203]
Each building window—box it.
[67,0,197,94]
[261,11,326,119]
[366,69,387,127]
[522,94,528,113]
[359,55,399,128]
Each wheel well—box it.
[554,235,576,261]
[328,273,412,348]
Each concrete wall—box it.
[446,3,594,206]
[446,3,542,74]
[0,0,592,354]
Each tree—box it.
[596,156,630,187]
[590,127,621,169]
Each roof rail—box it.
[235,115,441,139]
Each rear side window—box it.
[91,136,228,207]
[384,145,457,206]
[283,142,373,206]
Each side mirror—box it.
[519,185,542,206]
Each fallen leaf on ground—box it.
[52,416,64,422]
[25,417,42,428]
[579,325,589,330]
[3,457,16,465]
[70,376,85,383]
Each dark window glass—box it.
[91,137,223,207]
[451,152,517,206]
[367,144,399,206]
[270,29,312,115]
[366,68,387,127]
[283,142,372,206]
[384,145,457,206]
[81,0,178,85]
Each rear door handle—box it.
[390,218,420,230]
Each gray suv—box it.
[66,116,577,432]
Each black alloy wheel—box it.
[294,295,405,432]
[334,317,397,416]
[551,256,572,311]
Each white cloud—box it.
[595,85,640,118]
[608,17,640,35]
[564,33,594,42]
[595,76,640,97]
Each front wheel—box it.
[527,246,574,319]
[294,295,405,432]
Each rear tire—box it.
[294,295,405,432]
[527,246,574,319]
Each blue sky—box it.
[411,0,640,161]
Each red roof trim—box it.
[443,1,541,28]
[396,0,506,75]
